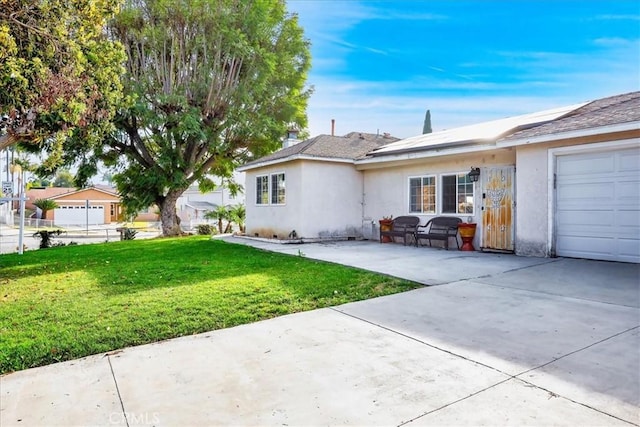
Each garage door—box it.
[54,205,105,226]
[555,146,640,263]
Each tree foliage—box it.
[229,203,246,233]
[423,109,432,134]
[104,0,311,236]
[0,0,125,175]
[33,198,59,218]
[205,205,231,234]
[52,169,75,187]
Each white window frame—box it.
[255,172,285,206]
[271,172,285,205]
[408,175,437,214]
[441,172,475,215]
[255,175,269,205]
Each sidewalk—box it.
[0,224,160,254]
[1,238,638,426]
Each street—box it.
[0,224,161,255]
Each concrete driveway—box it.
[1,238,638,426]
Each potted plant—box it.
[379,215,393,243]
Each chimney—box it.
[331,119,335,136]
[282,128,300,148]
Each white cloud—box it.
[304,69,637,139]
[593,37,640,47]
[595,14,640,21]
[289,1,640,140]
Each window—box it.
[256,173,285,205]
[271,173,285,204]
[256,176,269,204]
[442,173,474,214]
[409,176,436,213]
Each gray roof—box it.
[240,132,399,169]
[499,91,640,142]
[185,201,218,211]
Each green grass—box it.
[0,236,419,374]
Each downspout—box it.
[361,170,370,239]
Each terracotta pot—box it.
[379,219,393,243]
[457,223,477,251]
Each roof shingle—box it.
[241,132,399,169]
[499,91,640,142]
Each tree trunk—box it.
[158,190,183,236]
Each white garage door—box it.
[555,146,640,263]
[54,205,105,226]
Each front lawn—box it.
[0,236,418,374]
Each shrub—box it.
[123,228,137,240]
[32,230,63,249]
[196,224,215,235]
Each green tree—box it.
[33,198,59,219]
[0,0,125,174]
[205,205,231,234]
[52,170,75,187]
[101,172,115,186]
[105,0,311,236]
[423,109,432,134]
[229,203,246,233]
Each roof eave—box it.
[497,121,640,148]
[237,154,356,171]
[49,186,118,200]
[355,143,499,168]
[369,138,495,157]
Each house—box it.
[27,186,125,226]
[237,131,399,239]
[25,178,245,228]
[240,91,640,263]
[176,171,246,229]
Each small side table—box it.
[457,223,477,251]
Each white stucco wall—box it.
[244,160,364,239]
[245,162,302,239]
[361,150,516,246]
[514,145,549,257]
[299,161,364,238]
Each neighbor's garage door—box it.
[555,146,640,263]
[54,205,105,226]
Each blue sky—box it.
[287,0,640,138]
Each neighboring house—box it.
[238,131,399,239]
[25,187,76,213]
[240,92,640,263]
[26,186,158,225]
[24,176,245,228]
[176,171,246,228]
[29,187,125,226]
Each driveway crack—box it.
[517,325,639,376]
[107,355,130,427]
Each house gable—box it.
[239,132,399,172]
[51,187,119,202]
